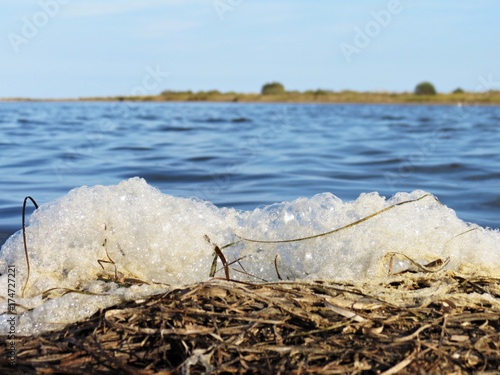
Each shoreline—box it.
[2,90,500,106]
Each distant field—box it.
[4,90,500,105]
[84,90,500,105]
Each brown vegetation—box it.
[85,90,500,105]
[2,272,499,374]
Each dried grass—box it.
[1,272,499,374]
[3,194,499,373]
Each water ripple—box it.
[1,101,499,247]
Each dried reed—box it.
[1,273,499,374]
[2,194,498,374]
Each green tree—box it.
[261,82,285,95]
[414,82,437,95]
[452,87,464,94]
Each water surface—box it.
[1,101,499,245]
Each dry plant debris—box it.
[1,272,499,374]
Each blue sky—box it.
[1,0,499,98]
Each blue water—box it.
[1,101,499,246]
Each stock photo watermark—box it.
[197,106,289,202]
[454,74,500,114]
[8,0,70,54]
[384,126,448,190]
[339,0,413,63]
[212,0,244,21]
[6,265,17,366]
[130,65,170,96]
[384,73,499,190]
[52,65,169,179]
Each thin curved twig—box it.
[22,196,39,298]
[235,194,437,244]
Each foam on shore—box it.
[1,178,499,335]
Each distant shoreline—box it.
[2,90,500,105]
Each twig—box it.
[386,252,450,275]
[274,255,282,280]
[234,194,436,244]
[380,348,431,375]
[22,196,39,298]
[205,235,230,280]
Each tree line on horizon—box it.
[260,81,466,96]
[160,81,472,97]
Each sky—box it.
[1,0,499,98]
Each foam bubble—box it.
[1,177,499,335]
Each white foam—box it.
[1,177,499,335]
